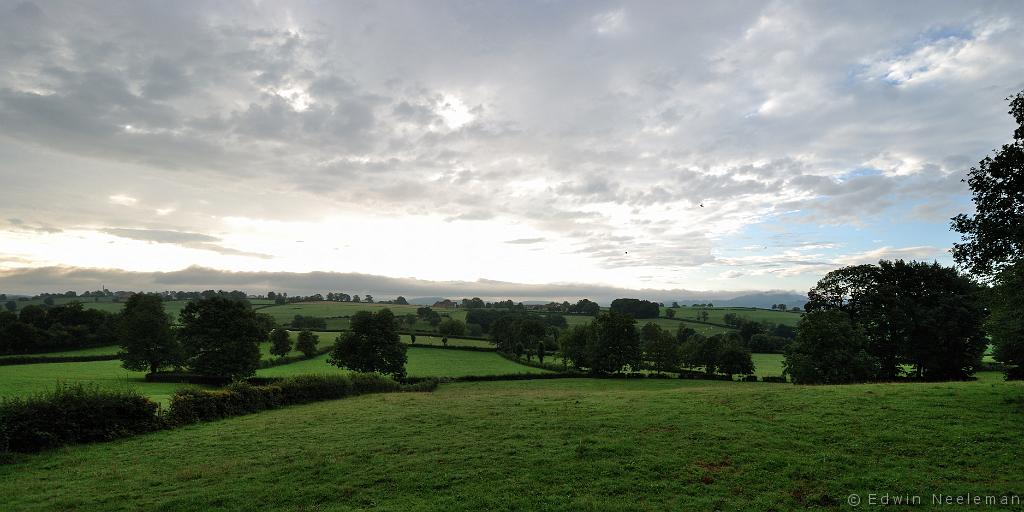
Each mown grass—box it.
[1,376,1020,511]
[257,347,548,379]
[0,344,120,359]
[0,343,544,404]
[0,360,190,405]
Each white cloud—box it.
[108,194,138,206]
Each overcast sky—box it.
[1,0,1022,296]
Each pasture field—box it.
[1,376,1020,511]
[257,346,548,379]
[0,344,120,358]
[400,334,493,349]
[0,360,191,405]
[564,315,735,336]
[666,307,802,327]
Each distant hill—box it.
[699,293,808,309]
[407,297,448,305]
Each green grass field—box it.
[1,376,1020,511]
[0,344,121,359]
[0,342,541,404]
[666,307,803,327]
[0,360,191,405]
[257,347,548,379]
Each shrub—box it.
[167,373,406,425]
[761,376,788,383]
[0,384,161,453]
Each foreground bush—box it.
[167,373,408,425]
[0,384,161,453]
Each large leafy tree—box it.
[269,328,292,358]
[950,90,1024,380]
[805,260,986,380]
[118,294,179,374]
[329,309,407,379]
[784,310,878,384]
[951,90,1024,277]
[586,310,640,374]
[989,262,1024,379]
[640,323,680,374]
[178,297,267,379]
[295,330,320,358]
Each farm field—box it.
[2,376,1021,511]
[257,346,547,379]
[564,314,735,336]
[0,344,120,359]
[666,307,802,327]
[0,343,540,403]
[0,360,192,405]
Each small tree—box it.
[718,339,754,379]
[643,326,680,374]
[514,342,524,359]
[665,308,675,319]
[437,318,466,337]
[3,301,15,312]
[784,310,878,384]
[269,328,292,358]
[118,294,179,374]
[587,311,640,374]
[442,336,449,347]
[537,341,545,364]
[295,330,320,357]
[409,333,416,345]
[329,309,407,379]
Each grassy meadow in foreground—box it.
[1,376,1020,511]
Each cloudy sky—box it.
[0,0,1022,297]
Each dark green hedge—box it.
[167,374,434,425]
[0,384,162,453]
[761,375,788,383]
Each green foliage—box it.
[989,262,1024,379]
[952,89,1024,276]
[806,260,987,380]
[717,338,754,377]
[609,298,660,319]
[329,309,407,379]
[559,324,592,369]
[268,328,292,358]
[294,330,320,358]
[587,311,641,374]
[178,297,266,379]
[437,318,466,337]
[117,294,179,374]
[167,373,409,425]
[640,323,679,374]
[290,314,326,330]
[0,383,160,453]
[567,298,601,315]
[784,311,878,384]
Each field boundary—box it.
[0,354,120,366]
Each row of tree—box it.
[118,295,319,378]
[0,303,118,354]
